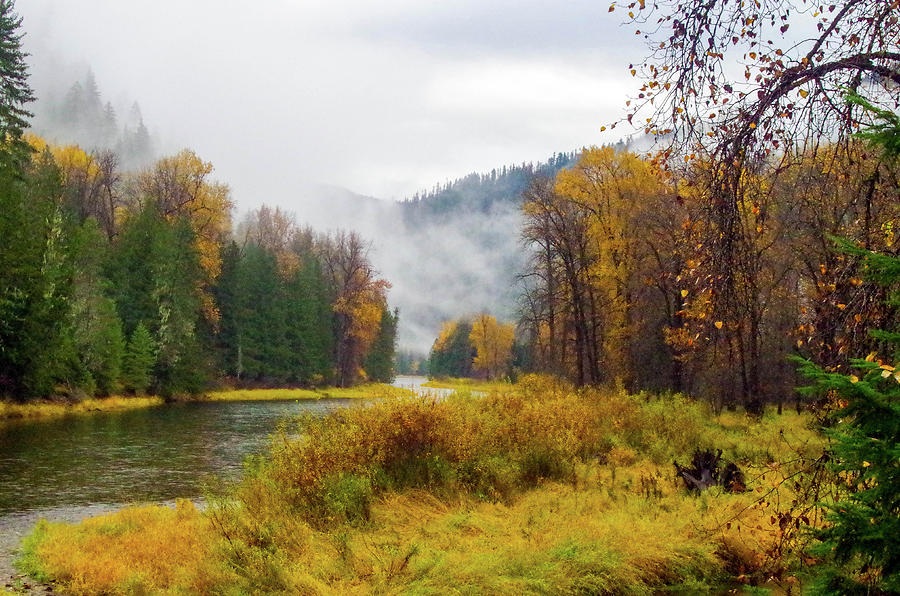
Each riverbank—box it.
[0,383,412,423]
[17,375,827,594]
[0,396,165,423]
[421,376,511,393]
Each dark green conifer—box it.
[798,95,900,595]
[0,0,34,170]
[365,307,398,383]
[121,323,155,395]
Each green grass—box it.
[18,375,826,595]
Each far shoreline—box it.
[0,383,413,424]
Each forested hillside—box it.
[0,66,397,400]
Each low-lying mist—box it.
[288,185,525,353]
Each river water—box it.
[0,376,436,588]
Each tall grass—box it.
[19,375,826,594]
[17,501,226,595]
[0,383,410,423]
[0,395,164,422]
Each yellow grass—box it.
[19,377,826,594]
[22,460,811,595]
[18,501,225,595]
[205,383,413,401]
[0,384,411,423]
[422,377,513,393]
[0,395,164,422]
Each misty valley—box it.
[2,0,900,595]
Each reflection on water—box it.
[0,398,359,515]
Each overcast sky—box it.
[19,0,645,212]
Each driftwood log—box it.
[674,449,745,493]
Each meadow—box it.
[17,376,827,594]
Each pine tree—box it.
[234,244,289,382]
[0,0,34,170]
[70,219,124,395]
[106,206,205,396]
[365,307,398,383]
[121,323,155,395]
[285,254,335,385]
[797,96,900,595]
[798,246,900,594]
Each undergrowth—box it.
[18,375,826,594]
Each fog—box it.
[17,1,646,352]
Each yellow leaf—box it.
[862,461,871,467]
[798,89,809,98]
[715,321,723,329]
[866,352,877,362]
[837,303,846,310]
[681,289,689,298]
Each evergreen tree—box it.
[428,320,474,378]
[798,244,900,595]
[365,307,398,383]
[107,205,205,396]
[213,241,242,377]
[69,219,124,395]
[284,254,335,385]
[0,0,34,171]
[234,244,289,382]
[0,148,78,399]
[121,323,155,395]
[797,96,900,595]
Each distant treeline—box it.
[0,58,398,402]
[401,151,581,222]
[32,70,155,171]
[0,138,398,401]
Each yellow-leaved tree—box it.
[469,314,514,380]
[319,230,390,387]
[26,136,122,239]
[554,146,662,387]
[135,149,233,323]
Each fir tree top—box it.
[0,0,33,167]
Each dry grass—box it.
[205,383,413,402]
[0,384,411,423]
[422,377,513,393]
[0,395,164,422]
[17,501,227,595]
[19,375,827,594]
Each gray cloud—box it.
[355,0,640,56]
[16,0,646,351]
[18,0,643,202]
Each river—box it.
[0,376,437,590]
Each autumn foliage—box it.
[21,380,826,594]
